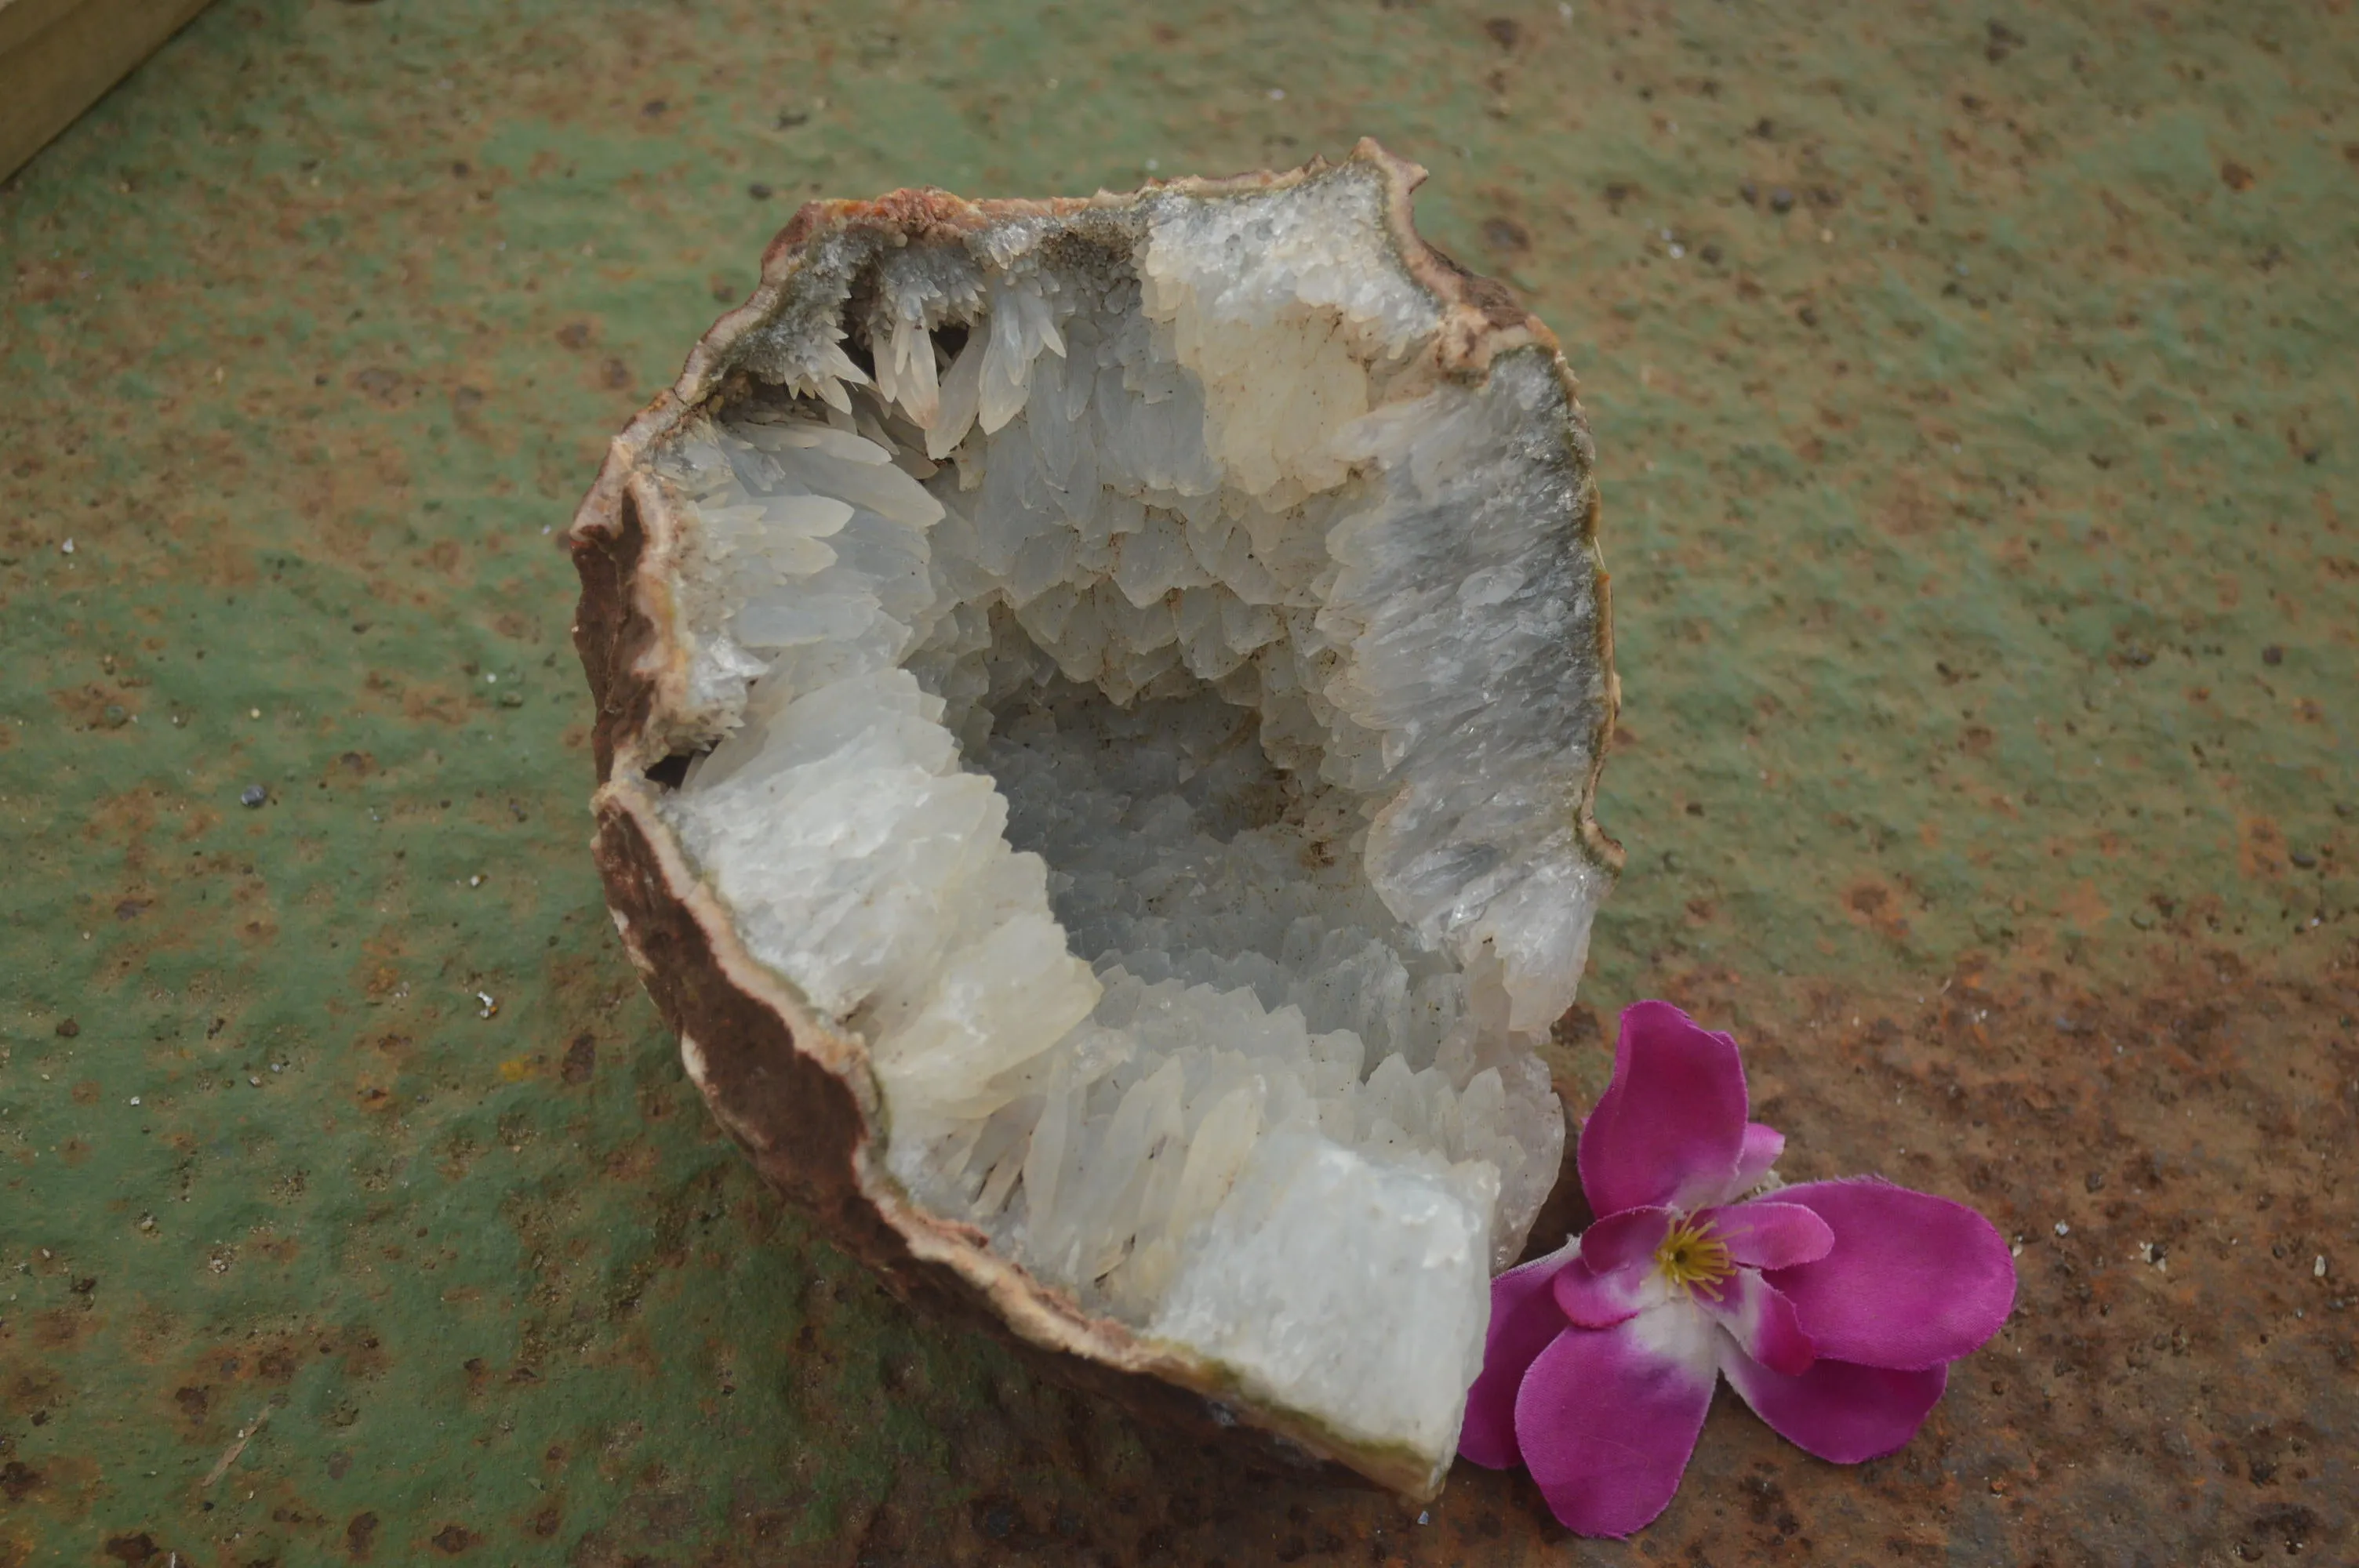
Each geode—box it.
[567,140,1619,1498]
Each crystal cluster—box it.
[639,159,1612,1475]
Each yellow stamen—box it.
[1655,1217,1735,1301]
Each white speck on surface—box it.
[1667,243,1685,259]
[60,538,75,554]
[1268,88,1285,100]
[129,1096,140,1105]
[2054,1221,2070,1236]
[2317,1255,2330,1279]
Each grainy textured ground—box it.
[2,2,2354,1564]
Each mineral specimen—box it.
[567,140,1619,1498]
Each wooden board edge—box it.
[0,0,215,186]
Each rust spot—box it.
[561,1034,597,1084]
[1842,880,1910,941]
[31,1309,91,1349]
[1480,216,1531,254]
[346,1511,380,1559]
[2220,159,2256,191]
[0,1462,39,1502]
[431,1523,477,1554]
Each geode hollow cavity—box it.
[567,141,1619,1498]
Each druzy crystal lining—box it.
[637,158,1612,1478]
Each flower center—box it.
[1653,1218,1734,1299]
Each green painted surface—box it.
[2,2,2353,1563]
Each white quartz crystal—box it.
[645,159,1610,1483]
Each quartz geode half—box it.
[568,141,1619,1498]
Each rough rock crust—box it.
[565,140,1620,1501]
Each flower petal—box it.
[1727,1122,1785,1197]
[1553,1258,1671,1331]
[1552,1208,1674,1328]
[1577,1207,1675,1274]
[1697,1269,1816,1376]
[1459,1240,1578,1469]
[1513,1305,1719,1538]
[1765,1179,2017,1370]
[1720,1345,1948,1464]
[1699,1200,1835,1271]
[1579,1002,1750,1216]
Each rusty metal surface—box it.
[2,1,2352,1563]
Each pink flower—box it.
[1459,1001,2016,1537]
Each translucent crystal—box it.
[644,155,1611,1490]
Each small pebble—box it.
[60,538,75,554]
[240,785,267,808]
[2054,1221,2070,1236]
[129,1096,140,1106]
[747,182,773,200]
[2262,644,2284,665]
[2318,1256,2331,1279]
[1769,187,1795,212]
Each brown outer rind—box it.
[565,139,1619,1503]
